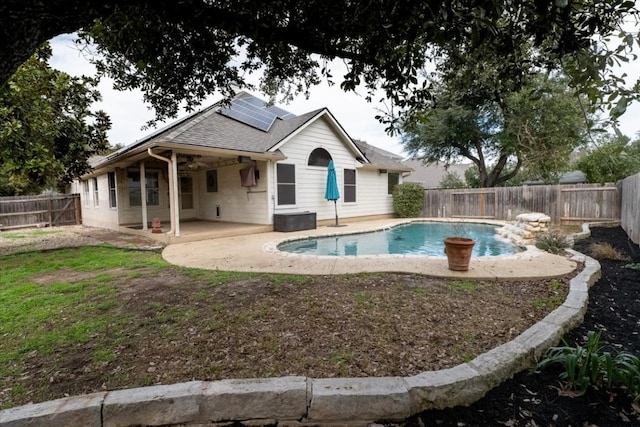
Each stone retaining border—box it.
[0,252,600,427]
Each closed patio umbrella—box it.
[325,160,340,226]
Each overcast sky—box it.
[49,34,640,157]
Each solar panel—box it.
[219,98,276,131]
[218,95,296,131]
[241,96,266,107]
[267,105,296,119]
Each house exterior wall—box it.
[77,173,120,230]
[273,118,398,222]
[117,166,171,226]
[195,160,270,224]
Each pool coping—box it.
[264,218,522,259]
[162,218,578,279]
[0,224,600,427]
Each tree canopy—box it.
[401,68,588,187]
[1,1,637,127]
[0,44,111,195]
[575,132,640,183]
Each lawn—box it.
[0,242,572,410]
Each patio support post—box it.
[147,148,175,237]
[140,161,148,230]
[171,151,181,237]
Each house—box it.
[402,159,474,189]
[403,158,587,188]
[75,92,411,242]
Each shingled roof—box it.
[96,92,408,172]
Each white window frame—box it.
[128,169,160,207]
[92,178,99,207]
[108,172,117,208]
[83,180,90,207]
[276,163,296,206]
[343,168,356,203]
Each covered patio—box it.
[121,220,273,245]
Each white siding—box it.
[196,160,270,224]
[274,118,396,221]
[78,173,120,230]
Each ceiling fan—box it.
[178,155,208,171]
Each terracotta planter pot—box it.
[443,237,476,271]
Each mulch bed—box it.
[407,225,640,427]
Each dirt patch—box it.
[0,226,579,413]
[1,267,575,409]
[0,225,162,255]
[32,267,128,285]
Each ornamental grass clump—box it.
[537,331,640,399]
[588,242,631,261]
[535,229,570,254]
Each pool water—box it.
[277,222,519,257]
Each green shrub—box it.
[392,182,424,218]
[535,229,569,254]
[537,331,640,398]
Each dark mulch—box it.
[407,225,640,427]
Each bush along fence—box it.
[422,183,620,225]
[0,194,81,230]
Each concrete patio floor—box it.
[162,218,578,279]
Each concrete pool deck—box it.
[162,218,578,278]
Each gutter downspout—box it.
[171,151,180,237]
[147,148,176,237]
[140,161,148,230]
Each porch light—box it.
[378,169,388,174]
[238,156,253,164]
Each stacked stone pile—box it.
[497,212,551,246]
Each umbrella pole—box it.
[334,200,338,226]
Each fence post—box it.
[75,195,82,225]
[48,197,53,227]
[555,185,562,224]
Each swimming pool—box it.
[277,221,519,257]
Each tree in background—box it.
[438,172,466,189]
[0,1,636,128]
[575,132,640,184]
[0,43,111,195]
[402,71,586,187]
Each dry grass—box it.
[587,242,630,261]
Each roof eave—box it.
[82,141,285,178]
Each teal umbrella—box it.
[324,160,340,226]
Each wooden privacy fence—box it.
[0,194,81,230]
[620,173,639,245]
[423,183,620,224]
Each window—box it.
[388,172,399,195]
[344,169,356,202]
[180,176,193,209]
[277,164,296,205]
[128,170,160,206]
[206,169,218,192]
[92,178,99,207]
[108,172,117,208]
[82,180,90,207]
[307,148,332,167]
